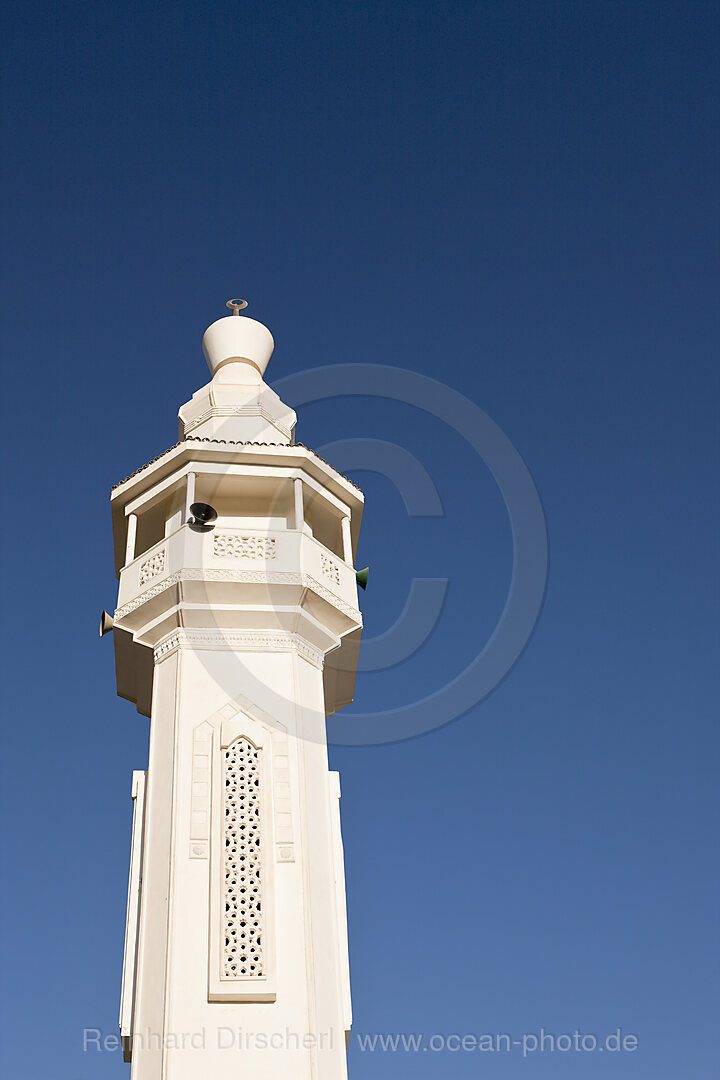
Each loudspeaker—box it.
[99,610,114,637]
[356,566,369,591]
[189,502,218,528]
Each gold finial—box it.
[226,298,248,316]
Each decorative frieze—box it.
[115,568,361,623]
[213,533,277,560]
[304,572,358,618]
[154,629,324,668]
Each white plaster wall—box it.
[130,645,350,1080]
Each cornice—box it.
[111,437,363,494]
[114,568,361,623]
[153,628,324,668]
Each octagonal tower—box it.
[108,303,363,1079]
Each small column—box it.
[185,472,196,522]
[293,477,304,531]
[125,513,137,566]
[341,515,353,564]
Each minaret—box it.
[106,301,364,1079]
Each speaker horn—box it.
[355,566,369,591]
[99,610,114,637]
[189,502,218,528]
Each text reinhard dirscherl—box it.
[83,1026,639,1058]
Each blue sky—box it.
[1,1,718,1077]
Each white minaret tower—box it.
[106,301,364,1079]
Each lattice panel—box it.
[138,550,165,586]
[213,533,276,560]
[320,552,340,585]
[223,738,264,978]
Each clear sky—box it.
[1,1,718,1077]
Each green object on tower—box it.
[356,566,369,591]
